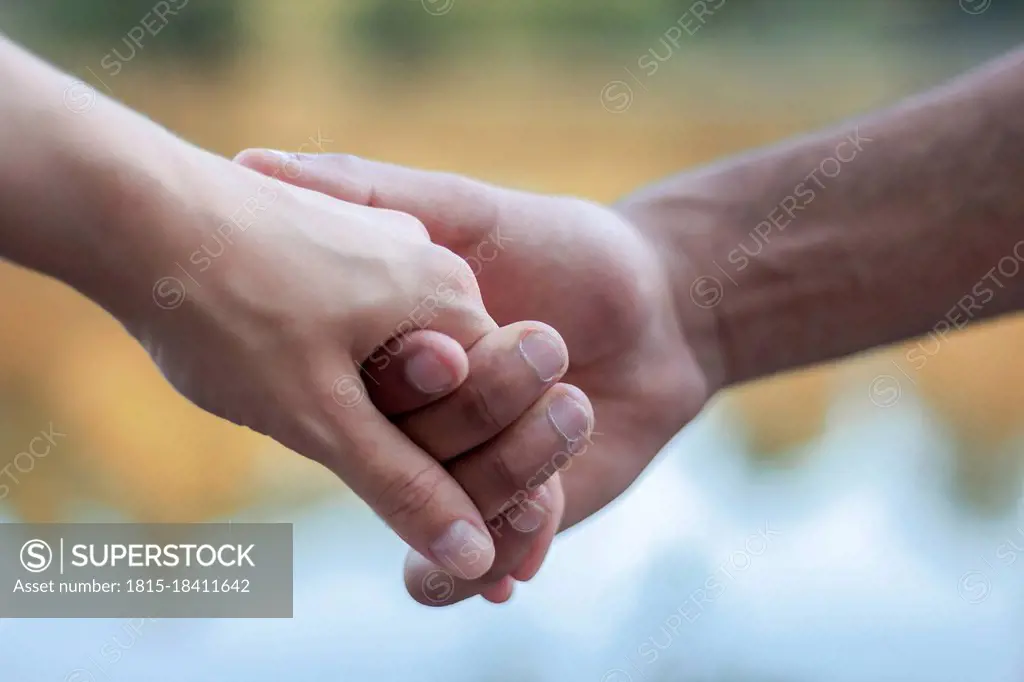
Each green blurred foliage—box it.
[342,0,1024,66]
[347,1,468,68]
[346,0,653,67]
[4,0,1024,71]
[521,0,655,53]
[5,0,242,64]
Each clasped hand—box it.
[127,148,610,605]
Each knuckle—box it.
[390,210,430,240]
[439,174,502,249]
[375,464,445,525]
[488,447,526,497]
[428,246,479,299]
[323,154,375,204]
[458,381,506,435]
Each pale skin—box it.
[5,33,1024,607]
[0,37,596,601]
[244,46,1024,604]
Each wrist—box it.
[616,127,883,391]
[0,44,154,319]
[62,124,202,325]
[0,53,205,325]
[614,174,740,396]
[49,107,268,330]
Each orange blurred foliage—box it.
[1,8,1020,519]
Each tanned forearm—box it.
[618,47,1024,390]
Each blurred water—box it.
[2,384,1021,682]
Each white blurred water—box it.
[2,383,1022,682]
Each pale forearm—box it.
[0,37,198,320]
[619,47,1024,389]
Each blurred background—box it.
[1,0,1023,680]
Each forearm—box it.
[0,37,202,321]
[619,47,1024,389]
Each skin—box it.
[238,152,713,604]
[245,46,1024,604]
[0,37,594,585]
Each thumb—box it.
[234,150,501,252]
[300,360,496,581]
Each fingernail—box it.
[507,484,551,534]
[404,350,455,394]
[548,393,590,446]
[430,520,495,581]
[519,331,566,382]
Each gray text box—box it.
[0,523,292,617]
